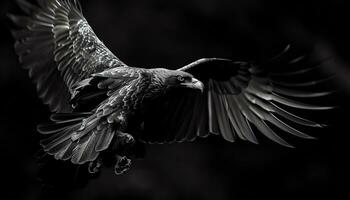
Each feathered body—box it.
[9,0,334,175]
[39,65,198,174]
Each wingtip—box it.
[314,105,337,111]
[14,0,39,15]
[284,143,295,148]
[36,124,48,135]
[246,137,259,145]
[6,13,26,27]
[6,13,15,21]
[270,44,292,61]
[309,136,318,140]
[36,124,43,133]
[318,123,330,128]
[303,134,317,140]
[251,140,259,145]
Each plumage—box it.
[10,0,334,175]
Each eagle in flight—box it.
[9,0,333,175]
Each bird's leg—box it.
[116,131,135,154]
[114,155,132,175]
[117,131,135,145]
[88,156,103,174]
[109,131,134,175]
[109,111,135,152]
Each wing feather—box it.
[141,47,334,147]
[10,0,127,112]
[95,125,114,152]
[38,111,119,165]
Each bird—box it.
[9,0,334,175]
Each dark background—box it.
[0,0,349,200]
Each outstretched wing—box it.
[37,67,146,164]
[9,0,126,112]
[140,47,334,147]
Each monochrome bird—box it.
[9,0,333,175]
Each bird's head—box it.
[150,68,204,93]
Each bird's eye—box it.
[177,76,185,82]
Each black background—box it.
[0,0,349,200]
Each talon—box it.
[88,158,102,174]
[114,155,131,175]
[117,132,135,145]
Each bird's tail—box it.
[37,112,114,164]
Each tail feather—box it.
[38,112,114,164]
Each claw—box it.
[88,158,102,174]
[117,132,135,146]
[114,155,131,175]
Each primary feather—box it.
[9,0,125,112]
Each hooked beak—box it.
[181,78,204,93]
